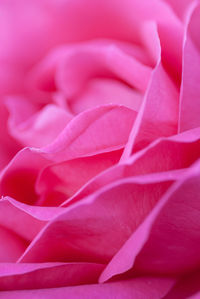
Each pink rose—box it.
[0,0,200,298]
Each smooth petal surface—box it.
[36,150,122,206]
[0,104,20,170]
[7,102,72,147]
[0,277,175,299]
[19,173,177,263]
[42,105,137,162]
[0,262,104,291]
[164,0,196,21]
[179,2,200,132]
[122,61,179,158]
[0,197,63,240]
[164,270,200,299]
[0,196,63,262]
[100,159,200,282]
[0,148,50,204]
[67,127,200,206]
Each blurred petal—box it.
[179,2,200,132]
[7,102,72,147]
[164,269,200,299]
[42,105,137,162]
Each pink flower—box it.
[0,0,200,298]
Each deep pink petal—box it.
[164,270,200,299]
[36,150,122,206]
[0,262,103,291]
[19,173,177,263]
[0,276,175,299]
[0,148,50,205]
[67,127,200,207]
[100,159,200,282]
[0,197,63,240]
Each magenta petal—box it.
[163,270,200,299]
[0,276,175,299]
[0,262,103,291]
[0,197,63,240]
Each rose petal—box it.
[122,61,179,158]
[7,103,72,147]
[163,270,200,299]
[164,0,195,21]
[19,172,177,263]
[67,127,200,207]
[0,276,175,299]
[0,104,20,170]
[0,148,50,205]
[179,2,200,132]
[0,262,104,291]
[56,42,152,99]
[0,196,63,240]
[42,104,137,162]
[68,78,143,115]
[100,159,200,282]
[36,150,122,206]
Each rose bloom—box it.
[0,0,200,298]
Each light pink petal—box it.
[164,0,196,21]
[179,2,200,132]
[0,0,174,96]
[0,276,175,299]
[28,39,152,92]
[0,262,103,291]
[36,150,122,206]
[56,42,152,100]
[8,103,72,147]
[68,78,143,115]
[19,172,178,263]
[42,105,137,162]
[100,159,200,282]
[67,127,200,206]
